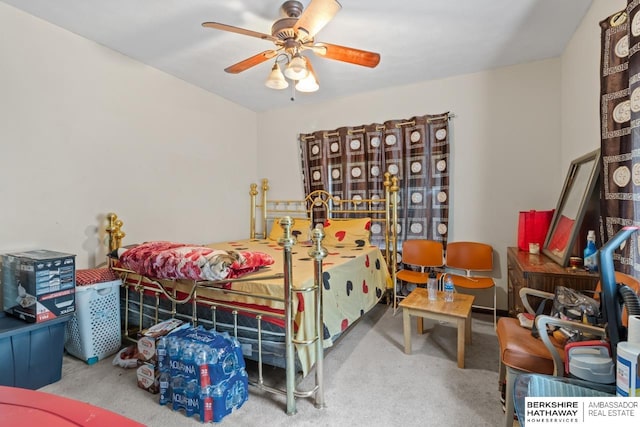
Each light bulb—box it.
[284,54,309,80]
[295,57,319,93]
[265,63,288,90]
[295,71,319,93]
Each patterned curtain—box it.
[298,113,451,248]
[600,5,640,275]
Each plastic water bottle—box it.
[158,371,171,406]
[156,336,168,371]
[195,346,211,389]
[427,270,438,301]
[171,375,185,411]
[167,336,181,362]
[181,343,195,368]
[200,385,214,423]
[211,381,225,406]
[444,275,455,302]
[185,379,199,418]
[234,368,248,407]
[583,230,598,273]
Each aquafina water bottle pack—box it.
[157,325,248,423]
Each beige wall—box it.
[256,0,626,311]
[0,1,621,311]
[0,4,259,268]
[258,59,563,310]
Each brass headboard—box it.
[249,173,399,272]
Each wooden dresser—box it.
[507,247,600,316]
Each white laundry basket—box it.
[65,269,122,365]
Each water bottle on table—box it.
[444,275,455,302]
[583,230,598,273]
[427,270,438,301]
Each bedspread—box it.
[122,238,391,375]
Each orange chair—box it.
[441,241,497,327]
[496,272,640,427]
[394,239,443,314]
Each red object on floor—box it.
[0,386,146,427]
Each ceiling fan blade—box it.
[202,22,278,43]
[312,43,381,68]
[224,50,278,74]
[294,0,341,39]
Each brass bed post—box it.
[278,216,297,415]
[105,213,129,333]
[261,179,269,239]
[390,174,399,263]
[106,213,125,258]
[309,224,328,409]
[389,176,399,312]
[249,183,258,239]
[383,174,399,301]
[383,173,392,267]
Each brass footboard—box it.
[106,213,327,415]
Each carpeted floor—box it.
[40,303,504,426]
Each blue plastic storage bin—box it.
[0,312,71,389]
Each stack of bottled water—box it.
[157,325,248,423]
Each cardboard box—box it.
[136,318,186,394]
[137,318,186,363]
[137,360,160,394]
[2,250,76,323]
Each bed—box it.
[105,173,399,415]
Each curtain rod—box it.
[300,113,455,140]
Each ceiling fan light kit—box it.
[295,76,319,93]
[284,53,309,80]
[202,0,380,97]
[265,63,289,90]
[295,58,319,93]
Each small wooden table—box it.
[399,288,475,368]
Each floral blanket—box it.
[114,241,274,281]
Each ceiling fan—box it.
[202,0,380,93]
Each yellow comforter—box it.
[127,238,392,376]
[206,239,391,375]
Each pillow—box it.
[268,217,312,242]
[323,218,371,247]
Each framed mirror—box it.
[543,148,601,267]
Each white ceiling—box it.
[3,0,593,112]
